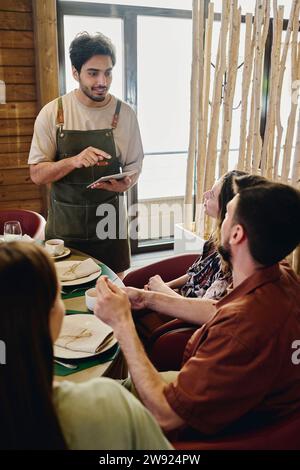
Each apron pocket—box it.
[53,200,89,240]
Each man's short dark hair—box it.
[69,32,116,72]
[234,176,300,266]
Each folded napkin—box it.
[0,234,33,243]
[56,258,101,281]
[21,234,34,243]
[55,315,113,354]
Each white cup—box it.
[85,287,97,312]
[45,239,64,256]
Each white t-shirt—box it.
[28,91,144,176]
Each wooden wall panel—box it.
[0,0,32,12]
[0,12,32,30]
[0,199,43,212]
[0,48,35,66]
[0,184,40,201]
[0,102,37,119]
[0,0,43,214]
[0,119,35,137]
[0,31,34,49]
[0,137,32,153]
[0,168,32,185]
[5,84,36,102]
[0,152,31,168]
[0,66,35,83]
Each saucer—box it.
[51,247,71,260]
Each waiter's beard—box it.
[218,241,232,269]
[80,83,107,102]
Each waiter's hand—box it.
[90,175,132,192]
[72,147,112,168]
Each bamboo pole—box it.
[252,0,270,173]
[281,1,300,183]
[204,0,230,193]
[292,102,300,189]
[266,5,284,179]
[273,0,298,180]
[219,1,241,177]
[291,36,300,190]
[195,2,214,234]
[293,246,300,275]
[238,13,254,171]
[245,1,260,172]
[194,1,205,234]
[261,2,284,177]
[184,0,200,230]
[203,0,230,238]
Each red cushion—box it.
[0,210,45,239]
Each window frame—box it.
[56,1,288,254]
[57,0,192,254]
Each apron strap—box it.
[56,95,121,129]
[111,100,121,129]
[56,97,64,128]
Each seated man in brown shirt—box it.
[94,176,300,437]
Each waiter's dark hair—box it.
[69,31,116,72]
[234,177,300,266]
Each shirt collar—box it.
[216,263,281,308]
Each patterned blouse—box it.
[180,240,232,300]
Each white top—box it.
[53,377,173,450]
[28,91,144,176]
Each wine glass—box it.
[3,221,22,242]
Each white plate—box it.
[54,314,117,359]
[55,260,101,286]
[54,336,117,359]
[51,247,71,260]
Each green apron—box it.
[46,97,130,272]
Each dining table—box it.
[53,247,127,383]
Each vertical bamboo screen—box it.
[185,0,300,273]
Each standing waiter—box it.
[29,32,144,278]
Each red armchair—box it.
[172,409,300,450]
[124,253,199,288]
[0,209,46,240]
[124,253,199,370]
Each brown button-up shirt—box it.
[165,263,300,435]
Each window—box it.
[57,1,192,253]
[62,0,192,10]
[63,15,124,98]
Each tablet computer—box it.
[86,170,136,188]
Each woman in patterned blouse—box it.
[146,170,247,300]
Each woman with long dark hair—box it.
[0,242,172,450]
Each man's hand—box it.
[72,146,112,168]
[90,175,132,192]
[125,286,148,310]
[94,276,132,332]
